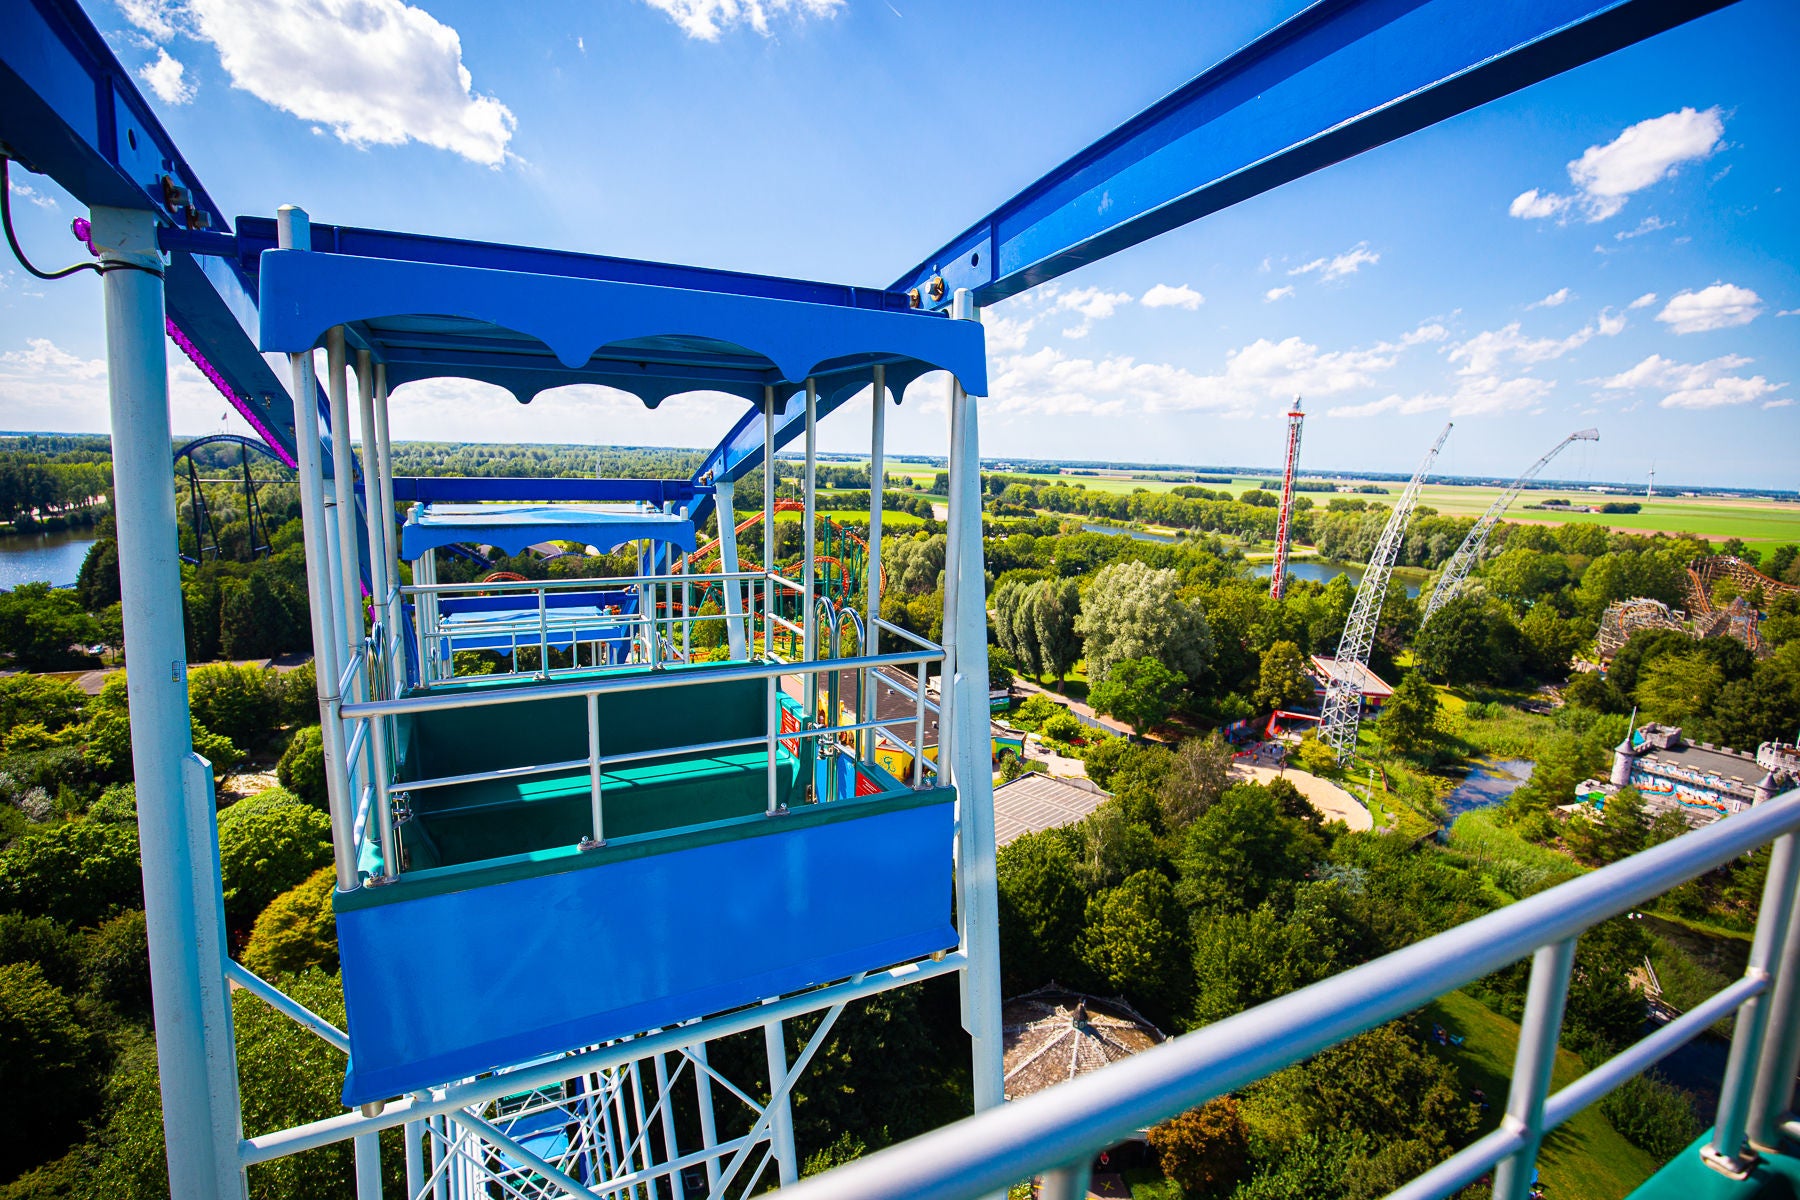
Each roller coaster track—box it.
[688,500,888,605]
[1686,555,1798,615]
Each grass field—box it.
[1427,990,1660,1199]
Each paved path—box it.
[1021,733,1088,779]
[1008,676,1135,739]
[1230,761,1373,831]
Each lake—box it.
[1078,522,1178,544]
[1442,757,1535,818]
[0,528,98,590]
[1251,559,1423,597]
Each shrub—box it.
[87,782,136,824]
[1011,693,1064,732]
[0,913,85,993]
[1601,1072,1702,1160]
[187,663,282,749]
[87,908,151,1015]
[0,963,103,1173]
[278,661,319,724]
[0,820,142,926]
[217,791,334,925]
[1042,711,1086,743]
[1148,1099,1251,1200]
[244,867,339,978]
[277,726,327,809]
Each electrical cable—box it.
[2,156,164,280]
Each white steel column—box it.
[691,1041,722,1193]
[946,289,1004,1115]
[864,367,886,755]
[763,1018,799,1185]
[278,206,358,891]
[716,477,748,659]
[373,364,400,692]
[92,205,247,1200]
[803,378,818,666]
[326,328,364,672]
[356,352,390,690]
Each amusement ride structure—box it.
[1268,397,1305,601]
[1422,428,1599,625]
[1317,423,1451,762]
[172,432,285,564]
[5,3,1800,1200]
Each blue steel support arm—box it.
[0,0,295,455]
[890,0,1737,309]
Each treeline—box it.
[0,453,112,528]
[389,442,707,479]
[987,479,1302,543]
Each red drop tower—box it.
[1270,396,1305,600]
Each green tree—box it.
[1158,734,1235,831]
[1376,673,1440,759]
[0,821,141,926]
[1032,577,1082,687]
[0,583,99,670]
[1255,640,1313,711]
[277,726,328,808]
[1078,870,1190,1025]
[217,790,334,925]
[1176,785,1323,915]
[1413,594,1497,685]
[1089,657,1184,734]
[0,674,87,736]
[0,963,103,1173]
[1189,894,1353,1026]
[0,914,85,994]
[1076,561,1213,683]
[1636,650,1724,729]
[87,908,151,1015]
[244,867,340,978]
[187,663,282,748]
[1147,1099,1251,1199]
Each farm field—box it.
[820,457,1800,545]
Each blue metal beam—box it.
[0,0,294,453]
[389,477,708,506]
[890,0,1739,309]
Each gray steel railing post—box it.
[1039,1162,1092,1200]
[1491,938,1576,1200]
[369,709,396,881]
[767,676,781,814]
[1748,844,1800,1151]
[1708,830,1800,1173]
[583,691,605,849]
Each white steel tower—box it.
[1318,424,1451,762]
[1270,397,1305,601]
[1421,428,1599,625]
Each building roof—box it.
[1002,987,1164,1103]
[994,773,1107,847]
[1642,740,1764,789]
[1308,655,1393,699]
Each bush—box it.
[0,820,142,926]
[217,791,334,925]
[1601,1072,1702,1160]
[1011,693,1064,732]
[244,867,339,978]
[87,908,151,1015]
[278,661,319,725]
[1042,711,1087,744]
[1148,1099,1251,1199]
[187,663,282,748]
[87,782,137,824]
[0,963,103,1173]
[277,726,327,809]
[0,913,85,993]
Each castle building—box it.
[1579,721,1798,828]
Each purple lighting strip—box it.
[164,318,297,468]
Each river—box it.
[1250,559,1423,597]
[1442,757,1535,818]
[0,528,98,590]
[1078,521,1178,544]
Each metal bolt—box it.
[928,275,946,301]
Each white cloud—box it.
[1509,189,1569,220]
[1529,287,1572,309]
[981,312,1036,354]
[1509,106,1724,223]
[120,0,516,166]
[6,181,57,210]
[1764,398,1794,410]
[0,337,225,432]
[1327,374,1554,420]
[1263,286,1295,303]
[1592,352,1784,410]
[1656,283,1764,334]
[1779,308,1800,318]
[1140,283,1203,310]
[1288,242,1379,281]
[1596,308,1627,337]
[138,47,194,104]
[1447,315,1611,377]
[1628,292,1658,310]
[635,0,843,40]
[1615,216,1672,241]
[1052,286,1133,339]
[1060,325,1090,341]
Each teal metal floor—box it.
[1628,1138,1800,1200]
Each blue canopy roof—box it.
[398,503,696,561]
[257,248,987,411]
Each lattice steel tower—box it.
[1421,428,1598,624]
[1269,397,1305,601]
[1319,424,1451,762]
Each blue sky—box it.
[1,0,1796,489]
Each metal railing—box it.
[403,569,770,686]
[335,617,947,882]
[781,787,1800,1200]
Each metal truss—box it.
[1421,428,1597,625]
[1319,423,1450,762]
